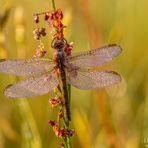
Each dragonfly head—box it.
[53,40,65,50]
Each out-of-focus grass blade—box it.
[73,109,92,148]
[12,6,41,148]
[0,6,10,30]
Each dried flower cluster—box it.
[49,120,74,138]
[33,9,73,57]
[49,85,74,141]
[47,9,73,56]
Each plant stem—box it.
[51,0,56,11]
[50,1,72,147]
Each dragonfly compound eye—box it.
[53,40,65,49]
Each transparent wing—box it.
[4,73,59,98]
[66,44,122,68]
[0,58,55,76]
[66,68,121,89]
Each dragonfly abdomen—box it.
[56,51,71,122]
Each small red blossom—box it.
[58,110,63,119]
[47,9,65,40]
[34,14,39,23]
[49,121,64,138]
[49,98,59,107]
[55,128,75,138]
[61,143,65,148]
[49,120,72,138]
[40,27,46,36]
[57,22,64,29]
[49,12,55,20]
[64,42,74,56]
[68,129,75,137]
[55,128,63,138]
[48,21,55,33]
[33,28,41,40]
[55,128,67,138]
[48,120,56,127]
[44,13,49,21]
[59,99,65,107]
[55,9,63,20]
[35,49,46,57]
[33,27,47,40]
[34,44,47,57]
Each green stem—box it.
[57,85,71,147]
[68,84,71,104]
[66,136,71,148]
[51,0,56,11]
[66,84,71,148]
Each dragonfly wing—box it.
[66,68,121,89]
[66,44,122,68]
[4,73,59,98]
[0,58,55,76]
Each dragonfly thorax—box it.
[53,50,66,63]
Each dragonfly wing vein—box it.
[66,44,122,68]
[66,69,121,89]
[0,58,55,76]
[4,73,59,98]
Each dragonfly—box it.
[0,40,122,121]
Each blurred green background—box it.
[0,0,148,148]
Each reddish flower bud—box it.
[57,22,64,29]
[55,9,63,20]
[49,12,54,20]
[49,98,59,107]
[34,14,39,23]
[58,110,63,119]
[59,99,65,107]
[40,27,46,36]
[42,49,47,55]
[34,48,41,57]
[64,42,73,55]
[44,13,49,21]
[34,44,47,57]
[69,129,75,137]
[55,129,63,138]
[33,28,41,40]
[49,120,56,127]
[57,128,67,138]
[61,143,64,148]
